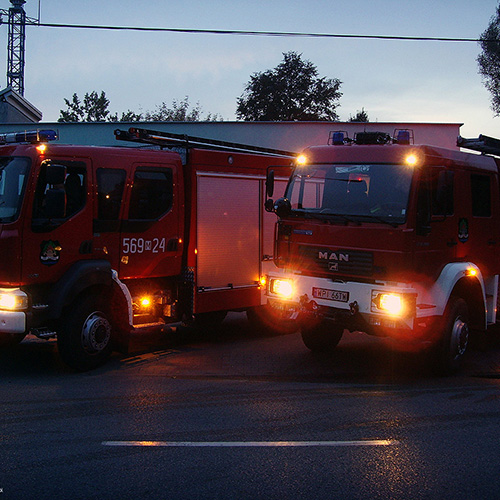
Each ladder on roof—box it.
[457,134,500,157]
[114,127,296,158]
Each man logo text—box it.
[318,252,349,262]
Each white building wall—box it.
[0,121,462,151]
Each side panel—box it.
[197,174,260,289]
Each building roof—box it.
[0,87,42,123]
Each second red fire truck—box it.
[264,130,500,373]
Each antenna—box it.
[0,0,39,96]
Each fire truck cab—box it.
[264,130,500,373]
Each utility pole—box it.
[0,0,39,96]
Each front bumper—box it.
[0,288,28,334]
[266,273,428,339]
[0,310,26,334]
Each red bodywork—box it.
[0,141,291,327]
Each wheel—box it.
[57,293,113,371]
[301,319,344,352]
[246,304,298,335]
[433,297,469,375]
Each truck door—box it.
[22,157,93,285]
[119,162,182,279]
[92,166,127,271]
[414,166,457,278]
[456,170,500,276]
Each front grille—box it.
[298,245,373,277]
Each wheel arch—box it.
[432,263,487,330]
[49,260,114,320]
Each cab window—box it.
[32,159,87,230]
[471,174,491,217]
[128,168,173,220]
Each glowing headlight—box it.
[379,294,403,316]
[0,289,28,311]
[371,291,405,316]
[270,279,294,299]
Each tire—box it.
[301,319,344,352]
[57,293,113,371]
[433,297,469,375]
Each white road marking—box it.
[102,439,397,448]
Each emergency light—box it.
[329,130,349,145]
[0,129,58,144]
[393,129,414,145]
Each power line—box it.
[29,22,488,43]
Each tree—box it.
[108,110,143,122]
[59,93,222,122]
[236,51,342,121]
[478,5,500,115]
[144,96,222,122]
[58,91,110,122]
[349,108,369,122]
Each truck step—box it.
[130,322,176,335]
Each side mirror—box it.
[274,197,291,218]
[264,198,275,213]
[266,169,275,198]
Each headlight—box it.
[0,289,28,311]
[371,291,415,317]
[378,293,403,316]
[270,278,294,299]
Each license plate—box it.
[312,287,349,303]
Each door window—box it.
[32,159,87,231]
[96,168,126,220]
[471,174,491,217]
[128,169,173,220]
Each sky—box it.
[0,0,499,138]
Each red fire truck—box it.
[264,130,500,373]
[0,128,292,370]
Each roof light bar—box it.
[355,131,392,145]
[0,129,58,145]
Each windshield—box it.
[286,163,414,224]
[0,156,30,223]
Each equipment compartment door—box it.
[197,174,260,289]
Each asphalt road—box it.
[1,313,500,500]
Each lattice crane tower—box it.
[0,0,39,96]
